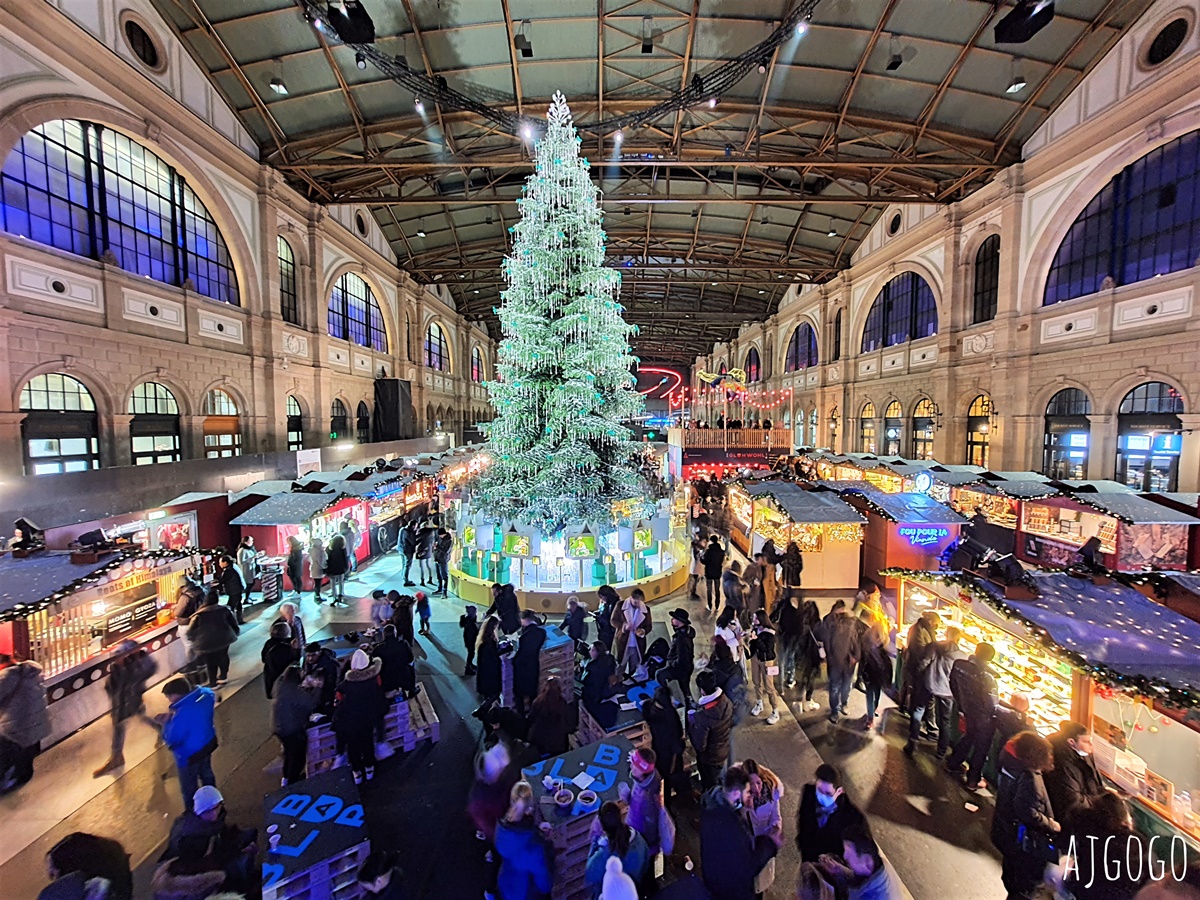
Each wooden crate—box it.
[263,839,369,900]
[576,703,650,750]
[306,683,440,774]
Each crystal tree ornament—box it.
[477,92,645,532]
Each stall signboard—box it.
[296,448,322,477]
[913,472,934,494]
[102,598,159,646]
[898,525,951,547]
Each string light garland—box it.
[475,93,647,533]
[882,568,1200,710]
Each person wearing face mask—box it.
[699,766,778,900]
[355,850,409,900]
[1044,720,1106,837]
[796,764,865,863]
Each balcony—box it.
[668,427,793,449]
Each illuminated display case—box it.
[953,486,1019,529]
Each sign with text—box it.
[102,598,159,647]
[897,525,950,547]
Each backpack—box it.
[949,658,991,715]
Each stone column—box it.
[1175,414,1200,492]
[1006,415,1041,473]
[183,415,207,460]
[111,414,134,467]
[1086,414,1118,481]
[0,412,26,478]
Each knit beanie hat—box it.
[600,857,638,900]
[350,648,371,670]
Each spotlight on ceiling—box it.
[355,51,367,70]
[795,16,810,38]
[326,0,375,44]
[613,129,624,144]
[269,76,288,95]
[995,1,1054,44]
[757,58,768,74]
[303,8,323,32]
[414,96,424,113]
[521,122,533,140]
[641,16,658,54]
[514,19,533,58]
[708,95,719,108]
[416,222,427,238]
[1006,57,1027,94]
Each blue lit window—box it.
[860,272,938,353]
[328,272,388,352]
[1044,129,1200,305]
[1,119,239,304]
[784,323,818,372]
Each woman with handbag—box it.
[991,731,1061,900]
[743,758,784,898]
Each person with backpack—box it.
[991,731,1061,899]
[946,642,1000,791]
[700,536,725,614]
[905,626,964,759]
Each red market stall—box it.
[41,492,231,553]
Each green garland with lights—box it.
[881,567,1200,710]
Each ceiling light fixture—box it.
[269,58,288,95]
[708,96,719,108]
[641,16,656,54]
[521,123,533,140]
[414,96,425,113]
[886,34,916,71]
[613,129,624,144]
[795,16,810,38]
[758,289,765,294]
[1006,57,1027,93]
[995,0,1055,44]
[416,219,426,238]
[757,58,768,74]
[514,19,533,58]
[355,51,367,70]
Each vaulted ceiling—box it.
[151,0,1152,364]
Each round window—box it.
[355,212,368,236]
[124,19,161,70]
[1145,17,1189,67]
[887,212,902,236]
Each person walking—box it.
[905,626,964,759]
[309,536,327,603]
[460,605,480,676]
[748,609,782,725]
[400,521,418,587]
[416,519,437,586]
[820,825,905,900]
[774,590,821,709]
[594,585,619,651]
[513,610,547,713]
[187,590,240,686]
[216,555,246,625]
[415,590,432,637]
[92,640,156,777]
[623,746,670,858]
[157,678,217,809]
[817,601,860,725]
[271,666,318,786]
[0,654,50,790]
[236,536,258,601]
[796,764,865,863]
[901,611,940,715]
[494,781,554,900]
[858,618,892,733]
[612,590,652,678]
[991,731,1062,900]
[947,642,1000,791]
[721,561,747,629]
[560,596,589,647]
[700,536,725,614]
[339,518,360,576]
[433,528,453,597]
[663,608,695,707]
[324,534,350,607]
[687,670,733,790]
[643,685,685,807]
[261,621,299,700]
[285,535,304,598]
[687,532,706,600]
[475,616,503,702]
[743,759,784,898]
[334,649,384,784]
[758,550,779,618]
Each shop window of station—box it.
[129,381,181,465]
[883,400,903,456]
[965,394,992,468]
[286,396,303,451]
[1116,381,1184,492]
[911,398,936,460]
[203,389,241,458]
[19,373,100,475]
[859,401,877,454]
[330,399,349,441]
[1043,388,1091,480]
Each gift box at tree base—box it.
[891,568,1200,850]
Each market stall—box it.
[0,548,197,744]
[1016,489,1199,572]
[331,472,411,558]
[739,481,864,591]
[1143,493,1200,570]
[891,569,1200,849]
[42,491,231,553]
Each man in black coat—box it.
[700,536,725,613]
[511,609,546,713]
[946,642,999,790]
[687,670,733,790]
[301,642,341,713]
[373,625,416,698]
[663,608,696,707]
[216,555,246,625]
[700,767,777,900]
[1045,721,1106,835]
[796,764,865,862]
[399,522,418,587]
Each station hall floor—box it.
[0,550,1004,899]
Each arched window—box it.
[404,313,412,362]
[831,309,843,362]
[883,400,903,456]
[1045,129,1200,306]
[425,322,449,371]
[0,119,239,304]
[286,396,303,451]
[202,389,241,458]
[965,394,992,468]
[860,272,938,352]
[911,398,936,461]
[1043,388,1091,479]
[356,401,371,444]
[278,236,299,325]
[330,399,349,441]
[471,347,485,383]
[973,235,1000,324]
[745,348,761,383]
[1117,382,1184,491]
[859,401,877,454]
[809,408,819,446]
[19,373,100,474]
[129,381,181,465]
[784,323,818,372]
[328,273,387,352]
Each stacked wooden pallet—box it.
[501,625,577,708]
[576,702,650,750]
[262,840,368,900]
[306,683,441,775]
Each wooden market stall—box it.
[1142,492,1200,570]
[43,491,231,553]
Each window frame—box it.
[19,373,101,475]
[745,347,761,383]
[425,322,450,371]
[972,234,1000,324]
[471,347,485,383]
[286,395,304,451]
[784,323,818,372]
[356,401,371,444]
[330,399,349,441]
[328,272,388,352]
[128,381,181,465]
[860,272,938,353]
[278,236,299,325]
[965,394,992,468]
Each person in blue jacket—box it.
[493,781,553,900]
[157,677,217,809]
[585,801,649,896]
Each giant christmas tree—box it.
[476,92,645,532]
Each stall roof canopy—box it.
[924,470,988,487]
[0,551,120,617]
[332,472,411,497]
[991,480,1061,499]
[743,482,865,525]
[1057,492,1200,525]
[824,484,966,525]
[1145,492,1200,507]
[231,492,353,526]
[1160,572,1200,598]
[1054,480,1134,493]
[986,471,1053,483]
[161,491,227,507]
[230,480,316,504]
[979,573,1200,694]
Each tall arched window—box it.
[356,401,371,444]
[809,408,819,446]
[19,373,100,474]
[831,309,843,362]
[745,348,761,383]
[330,399,349,441]
[859,401,877,454]
[911,398,936,460]
[0,119,239,304]
[784,323,818,372]
[1117,382,1184,491]
[129,381,181,465]
[203,389,241,458]
[404,313,412,362]
[425,322,449,371]
[883,400,903,456]
[328,273,387,351]
[471,347,485,383]
[1045,129,1200,306]
[860,272,938,352]
[286,396,304,451]
[965,394,992,468]
[973,235,1000,324]
[1043,388,1091,479]
[278,236,299,325]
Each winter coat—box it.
[399,527,417,557]
[760,561,779,614]
[334,659,385,737]
[392,598,416,644]
[274,614,306,651]
[236,545,258,586]
[173,581,205,625]
[924,638,964,698]
[779,552,804,588]
[906,617,938,678]
[585,827,650,890]
[490,592,521,636]
[627,768,666,852]
[0,661,50,748]
[162,687,217,765]
[513,623,547,698]
[38,873,112,900]
[526,697,571,758]
[595,600,617,651]
[643,696,685,766]
[701,542,725,579]
[271,677,319,738]
[748,782,784,894]
[991,742,1059,857]
[261,637,299,699]
[795,783,865,862]
[308,542,327,577]
[40,832,131,900]
[1045,735,1107,833]
[949,656,999,721]
[612,600,652,662]
[186,604,240,655]
[721,570,745,610]
[560,607,588,644]
[709,656,749,723]
[743,564,765,612]
[460,615,481,651]
[749,628,777,663]
[476,639,502,699]
[416,526,436,559]
[581,652,617,711]
[433,533,453,564]
[324,544,349,577]
[858,630,892,689]
[374,634,416,696]
[818,610,861,673]
[688,690,733,767]
[1065,813,1145,900]
[218,565,244,603]
[303,648,341,711]
[699,788,776,900]
[494,817,553,900]
[105,650,157,722]
[665,624,696,677]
